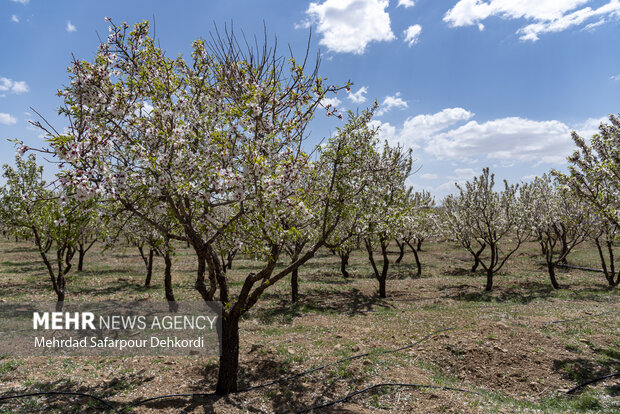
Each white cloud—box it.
[66,21,77,33]
[10,0,29,4]
[582,18,606,31]
[444,0,590,27]
[376,92,408,116]
[348,86,368,103]
[11,81,28,94]
[444,0,620,41]
[382,107,609,165]
[517,2,620,41]
[426,117,574,163]
[451,168,477,179]
[305,0,395,54]
[0,77,29,95]
[398,107,474,145]
[371,107,473,150]
[11,15,19,23]
[420,173,437,179]
[321,96,342,108]
[397,0,415,7]
[369,119,397,143]
[611,74,620,81]
[0,113,17,125]
[403,24,422,46]
[574,115,609,138]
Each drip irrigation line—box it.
[543,309,617,326]
[565,372,620,395]
[0,327,457,411]
[0,391,117,411]
[237,326,456,392]
[554,263,605,273]
[124,392,218,410]
[292,382,484,414]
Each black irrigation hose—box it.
[542,309,617,326]
[123,392,218,410]
[292,383,484,414]
[565,372,620,395]
[554,263,605,273]
[0,327,456,411]
[0,391,117,411]
[237,326,456,392]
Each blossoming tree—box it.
[0,154,94,310]
[28,19,399,394]
[395,190,435,277]
[442,168,532,291]
[361,143,412,298]
[526,174,592,288]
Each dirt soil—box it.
[0,239,619,413]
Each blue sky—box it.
[1,0,619,197]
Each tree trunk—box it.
[226,250,235,271]
[144,248,154,287]
[547,262,560,289]
[395,240,405,264]
[163,250,178,312]
[379,277,386,298]
[291,268,299,303]
[472,244,485,272]
[405,241,421,277]
[594,237,615,287]
[55,289,65,312]
[417,238,423,252]
[485,268,493,291]
[607,239,616,287]
[216,316,240,395]
[365,239,380,279]
[379,240,390,298]
[412,247,421,277]
[194,252,214,302]
[339,251,350,278]
[77,248,85,272]
[559,231,568,264]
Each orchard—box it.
[0,18,618,414]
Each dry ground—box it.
[0,238,618,413]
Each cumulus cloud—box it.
[397,0,415,7]
[450,168,478,180]
[420,173,437,179]
[66,21,77,33]
[0,113,17,125]
[379,107,609,165]
[321,96,342,108]
[573,115,609,138]
[347,86,368,103]
[376,92,408,116]
[370,107,474,151]
[582,18,606,31]
[611,74,620,81]
[0,77,29,95]
[403,24,422,46]
[11,15,19,23]
[304,0,395,54]
[425,117,576,163]
[397,107,474,145]
[368,119,398,143]
[517,2,620,41]
[444,0,620,41]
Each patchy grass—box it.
[0,238,618,413]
